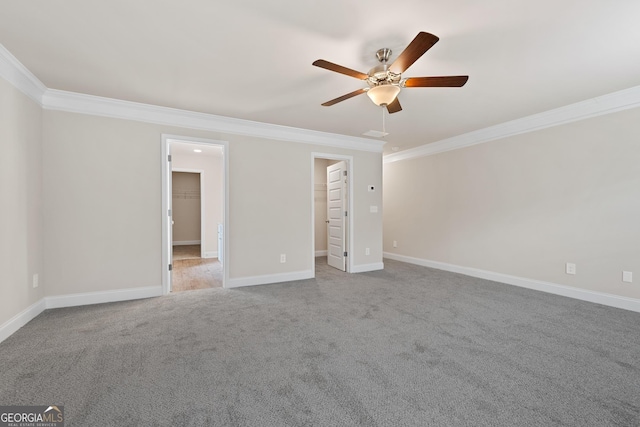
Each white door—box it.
[327,161,347,271]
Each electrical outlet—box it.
[280,254,286,263]
[393,240,397,248]
[365,248,370,255]
[32,273,39,288]
[566,263,576,275]
[623,271,633,283]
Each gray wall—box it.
[0,78,44,326]
[384,107,640,299]
[41,110,383,296]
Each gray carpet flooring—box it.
[1,258,639,426]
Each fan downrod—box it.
[375,48,392,63]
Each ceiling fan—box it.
[313,32,468,114]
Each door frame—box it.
[162,134,229,293]
[171,168,205,258]
[311,153,354,275]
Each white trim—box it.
[315,250,328,257]
[162,139,172,293]
[0,299,46,344]
[172,240,201,246]
[0,43,46,104]
[203,251,218,259]
[42,89,384,153]
[162,135,229,293]
[351,262,385,273]
[3,41,639,160]
[199,171,205,258]
[383,252,640,313]
[5,40,638,160]
[311,153,355,275]
[226,270,314,289]
[383,85,640,164]
[44,286,162,310]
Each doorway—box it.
[312,153,353,274]
[162,135,229,293]
[172,170,203,253]
[171,169,217,291]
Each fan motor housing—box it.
[367,62,402,88]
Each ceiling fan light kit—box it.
[313,32,469,114]
[367,84,401,106]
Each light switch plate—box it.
[623,271,633,283]
[370,206,378,213]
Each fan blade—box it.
[312,60,368,80]
[386,98,402,114]
[321,88,367,106]
[389,32,439,74]
[404,76,469,88]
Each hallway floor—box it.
[172,245,222,291]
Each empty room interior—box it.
[1,1,639,425]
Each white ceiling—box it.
[171,142,222,157]
[2,0,640,154]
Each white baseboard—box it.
[226,270,314,289]
[203,251,218,259]
[45,286,163,309]
[0,286,163,343]
[173,240,201,246]
[384,252,640,313]
[315,250,328,257]
[351,262,385,273]
[0,299,46,344]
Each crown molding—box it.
[0,43,46,104]
[41,89,385,153]
[5,40,638,158]
[384,85,640,163]
[0,41,383,153]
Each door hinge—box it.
[168,154,172,162]
[168,264,173,271]
[343,170,347,176]
[344,251,348,257]
[168,209,172,216]
[345,211,348,217]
